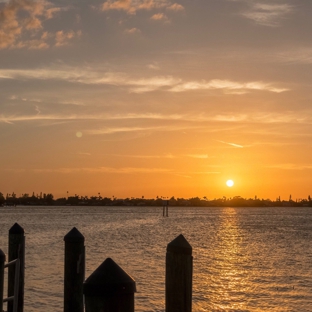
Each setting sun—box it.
[226,180,234,187]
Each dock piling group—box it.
[1,223,193,312]
[163,200,169,217]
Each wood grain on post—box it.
[8,223,25,312]
[0,249,5,312]
[166,234,193,312]
[64,227,85,312]
[83,257,136,312]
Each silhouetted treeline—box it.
[1,192,312,207]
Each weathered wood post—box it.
[64,227,85,312]
[83,257,136,312]
[166,234,192,312]
[8,223,25,312]
[0,249,5,312]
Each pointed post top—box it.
[83,258,136,296]
[9,223,24,234]
[64,227,84,242]
[167,234,192,255]
[0,249,5,262]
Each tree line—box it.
[1,192,312,207]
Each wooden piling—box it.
[64,227,85,312]
[8,223,25,312]
[83,257,136,312]
[165,234,192,312]
[163,200,169,217]
[0,249,5,312]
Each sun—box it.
[226,179,234,187]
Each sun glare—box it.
[226,180,234,187]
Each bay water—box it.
[1,206,312,312]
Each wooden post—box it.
[8,223,25,312]
[64,227,85,312]
[163,200,169,217]
[166,234,192,312]
[0,249,5,312]
[83,258,136,312]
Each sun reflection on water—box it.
[194,207,253,311]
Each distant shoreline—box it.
[1,194,311,208]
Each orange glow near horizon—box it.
[0,0,311,201]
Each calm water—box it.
[1,206,312,312]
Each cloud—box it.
[276,48,312,64]
[45,7,61,19]
[34,105,41,115]
[124,27,141,34]
[169,79,288,93]
[87,126,155,134]
[0,115,14,124]
[0,112,182,125]
[147,63,160,70]
[0,67,288,94]
[21,39,49,49]
[186,154,209,159]
[32,166,171,174]
[166,3,184,11]
[2,166,221,177]
[55,30,81,46]
[212,114,247,122]
[216,140,244,148]
[2,110,311,135]
[266,164,312,170]
[101,0,173,14]
[109,153,176,158]
[8,95,42,102]
[238,1,294,26]
[151,13,168,21]
[23,16,42,30]
[0,0,79,49]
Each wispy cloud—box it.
[216,140,244,148]
[87,126,156,135]
[0,112,177,124]
[8,95,42,102]
[101,0,184,15]
[110,153,210,159]
[180,171,221,175]
[124,27,141,34]
[238,1,294,27]
[267,164,312,170]
[169,79,288,93]
[0,67,288,94]
[276,48,312,64]
[0,115,14,124]
[2,166,221,177]
[2,111,311,127]
[186,154,209,159]
[147,62,160,70]
[109,153,176,159]
[32,166,172,174]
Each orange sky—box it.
[1,0,312,200]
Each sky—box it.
[0,0,312,200]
